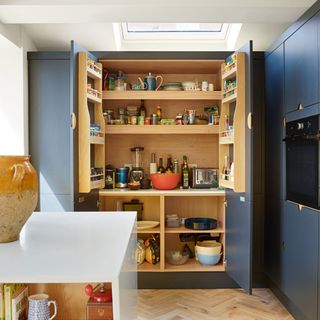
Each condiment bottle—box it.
[158,158,165,173]
[156,106,162,123]
[139,100,146,117]
[181,155,189,189]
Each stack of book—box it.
[0,284,28,320]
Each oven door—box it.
[286,136,319,209]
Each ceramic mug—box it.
[28,294,57,320]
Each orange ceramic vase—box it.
[0,156,38,243]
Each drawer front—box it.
[87,304,113,320]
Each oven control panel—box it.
[286,115,319,137]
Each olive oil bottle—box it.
[181,155,189,189]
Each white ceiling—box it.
[0,0,317,51]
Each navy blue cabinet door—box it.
[265,44,285,286]
[225,41,253,294]
[282,201,318,320]
[284,13,319,113]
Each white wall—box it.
[0,24,37,155]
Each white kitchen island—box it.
[0,211,137,320]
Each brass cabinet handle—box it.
[71,112,77,129]
[282,116,286,128]
[247,112,252,129]
[297,103,304,110]
[224,200,228,208]
[297,204,303,212]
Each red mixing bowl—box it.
[150,173,180,190]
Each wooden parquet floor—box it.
[138,288,294,320]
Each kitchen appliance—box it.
[191,168,219,189]
[123,199,143,221]
[284,115,320,209]
[115,167,129,188]
[129,147,144,183]
[85,284,113,320]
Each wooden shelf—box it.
[99,59,224,74]
[219,179,234,190]
[87,67,102,80]
[90,179,105,189]
[219,136,234,145]
[165,226,224,234]
[90,136,104,144]
[138,262,160,272]
[99,189,225,197]
[105,125,219,135]
[164,259,224,272]
[222,92,237,104]
[87,93,102,104]
[90,174,104,178]
[136,227,160,234]
[102,90,222,101]
[222,67,237,81]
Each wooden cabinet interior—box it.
[219,52,246,192]
[99,193,225,273]
[78,52,105,193]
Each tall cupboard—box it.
[28,41,264,292]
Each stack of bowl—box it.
[195,240,222,266]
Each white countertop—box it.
[0,211,136,283]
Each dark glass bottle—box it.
[139,100,146,117]
[165,155,173,173]
[181,155,189,189]
[158,158,165,173]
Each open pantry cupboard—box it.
[75,41,254,293]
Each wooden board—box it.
[165,226,225,234]
[99,59,224,74]
[105,134,219,171]
[105,125,219,135]
[103,90,221,101]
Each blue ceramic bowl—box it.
[197,253,221,266]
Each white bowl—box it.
[196,241,222,255]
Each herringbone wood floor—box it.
[138,289,294,320]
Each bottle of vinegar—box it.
[181,155,189,189]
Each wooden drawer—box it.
[87,301,113,320]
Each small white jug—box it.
[28,294,57,320]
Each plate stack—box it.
[162,82,183,91]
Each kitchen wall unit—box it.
[265,2,320,319]
[28,42,263,292]
[284,12,319,113]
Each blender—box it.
[129,147,144,183]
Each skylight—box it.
[122,23,230,40]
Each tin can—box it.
[151,114,158,125]
[105,168,115,189]
[131,115,137,125]
[137,116,145,125]
[144,117,151,125]
[173,159,179,174]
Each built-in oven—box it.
[285,115,320,210]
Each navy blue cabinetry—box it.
[284,12,319,113]
[265,44,285,287]
[282,201,318,320]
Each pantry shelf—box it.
[164,259,225,272]
[222,67,237,81]
[165,226,224,234]
[102,90,222,101]
[219,136,234,145]
[136,227,160,234]
[139,262,161,272]
[222,92,237,104]
[219,179,234,190]
[87,67,102,80]
[90,136,104,144]
[87,93,102,104]
[105,125,219,135]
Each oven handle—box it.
[283,134,320,142]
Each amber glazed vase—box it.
[0,156,38,243]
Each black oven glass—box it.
[285,115,319,209]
